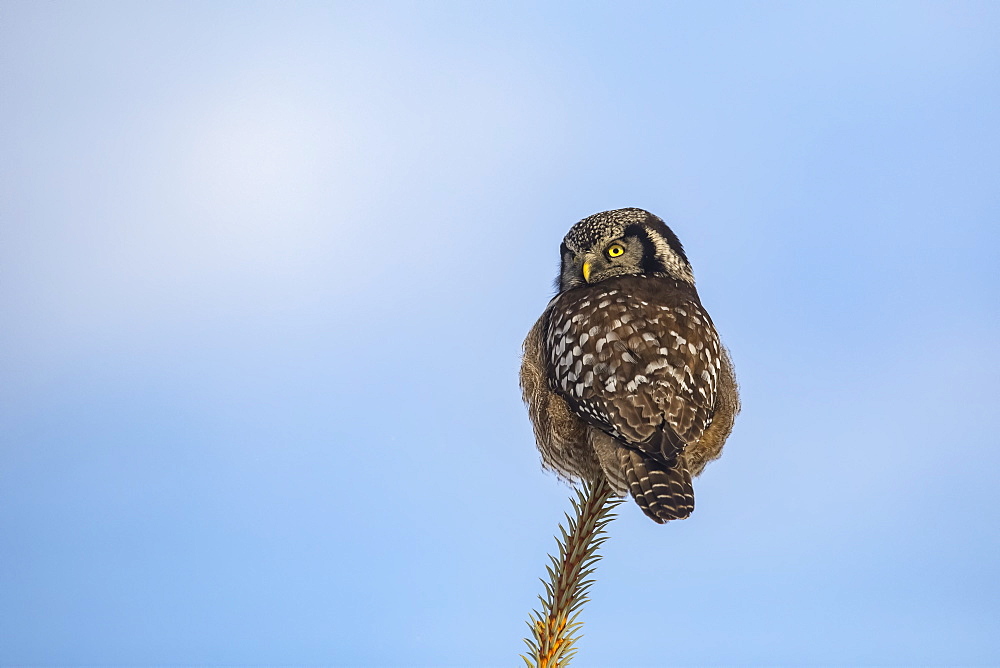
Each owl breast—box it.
[543,275,721,455]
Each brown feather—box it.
[520,210,739,523]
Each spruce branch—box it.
[522,477,623,668]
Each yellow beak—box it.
[582,260,592,283]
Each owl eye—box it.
[606,243,625,258]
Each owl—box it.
[521,208,739,523]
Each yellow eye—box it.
[606,243,625,258]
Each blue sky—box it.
[2,2,998,665]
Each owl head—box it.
[557,208,694,291]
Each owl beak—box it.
[582,260,592,283]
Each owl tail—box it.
[619,448,694,523]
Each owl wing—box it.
[544,278,722,467]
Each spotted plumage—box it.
[521,208,739,523]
